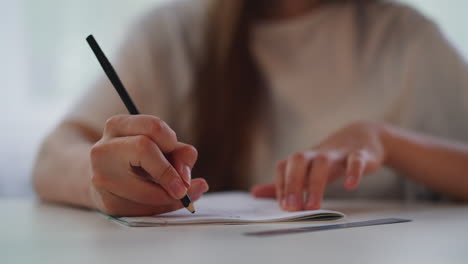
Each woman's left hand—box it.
[251,121,387,211]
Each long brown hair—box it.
[191,0,376,191]
[191,0,262,191]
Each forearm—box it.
[382,124,468,201]
[33,122,98,208]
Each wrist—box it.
[378,123,400,168]
[84,157,99,210]
[75,144,99,209]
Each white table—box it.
[2,199,467,264]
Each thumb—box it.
[169,143,198,168]
[168,143,198,188]
[251,183,277,199]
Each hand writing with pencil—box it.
[84,36,206,216]
[252,121,386,212]
[89,114,209,216]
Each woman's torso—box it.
[70,0,468,200]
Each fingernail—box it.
[195,180,209,193]
[191,179,209,193]
[306,193,318,209]
[280,198,287,209]
[182,165,191,187]
[169,179,187,199]
[346,176,357,189]
[286,194,301,211]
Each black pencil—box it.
[86,34,195,214]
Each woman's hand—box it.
[252,121,386,211]
[88,114,209,216]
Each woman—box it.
[33,0,468,216]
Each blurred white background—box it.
[1,0,467,197]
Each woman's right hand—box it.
[88,114,209,216]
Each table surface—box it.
[2,198,467,264]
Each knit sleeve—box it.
[65,0,205,135]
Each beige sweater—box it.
[68,0,468,200]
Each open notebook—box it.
[112,192,344,227]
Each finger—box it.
[170,143,198,168]
[305,154,331,210]
[94,136,187,199]
[251,183,276,198]
[168,143,198,187]
[129,136,188,199]
[96,178,209,217]
[284,153,311,211]
[345,150,366,190]
[95,171,208,209]
[275,160,286,208]
[104,115,178,153]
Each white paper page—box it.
[118,192,344,226]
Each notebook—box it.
[112,192,344,227]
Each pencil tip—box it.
[187,203,195,214]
